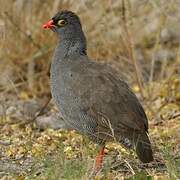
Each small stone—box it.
[154,49,175,62]
[160,28,173,43]
[22,100,41,119]
[6,106,17,115]
[35,114,69,130]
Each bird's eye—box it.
[57,19,66,26]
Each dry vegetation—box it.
[0,0,179,179]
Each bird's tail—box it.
[134,132,153,163]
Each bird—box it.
[42,10,153,170]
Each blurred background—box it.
[0,0,179,179]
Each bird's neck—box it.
[53,35,87,62]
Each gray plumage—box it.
[47,10,153,163]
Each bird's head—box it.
[42,10,83,40]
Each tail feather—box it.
[134,132,153,163]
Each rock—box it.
[22,100,41,120]
[154,49,176,62]
[4,99,45,122]
[6,106,17,116]
[160,28,174,43]
[35,114,69,130]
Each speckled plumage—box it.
[48,10,153,163]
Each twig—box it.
[168,112,180,120]
[121,0,144,98]
[149,14,166,82]
[51,0,61,16]
[32,97,52,121]
[124,159,135,175]
[19,97,51,126]
[3,11,42,50]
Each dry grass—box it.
[0,0,179,179]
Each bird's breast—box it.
[50,63,81,118]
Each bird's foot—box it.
[92,146,105,175]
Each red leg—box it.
[94,146,105,171]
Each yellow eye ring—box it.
[57,19,66,26]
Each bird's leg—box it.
[94,145,105,171]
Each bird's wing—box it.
[70,58,148,140]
